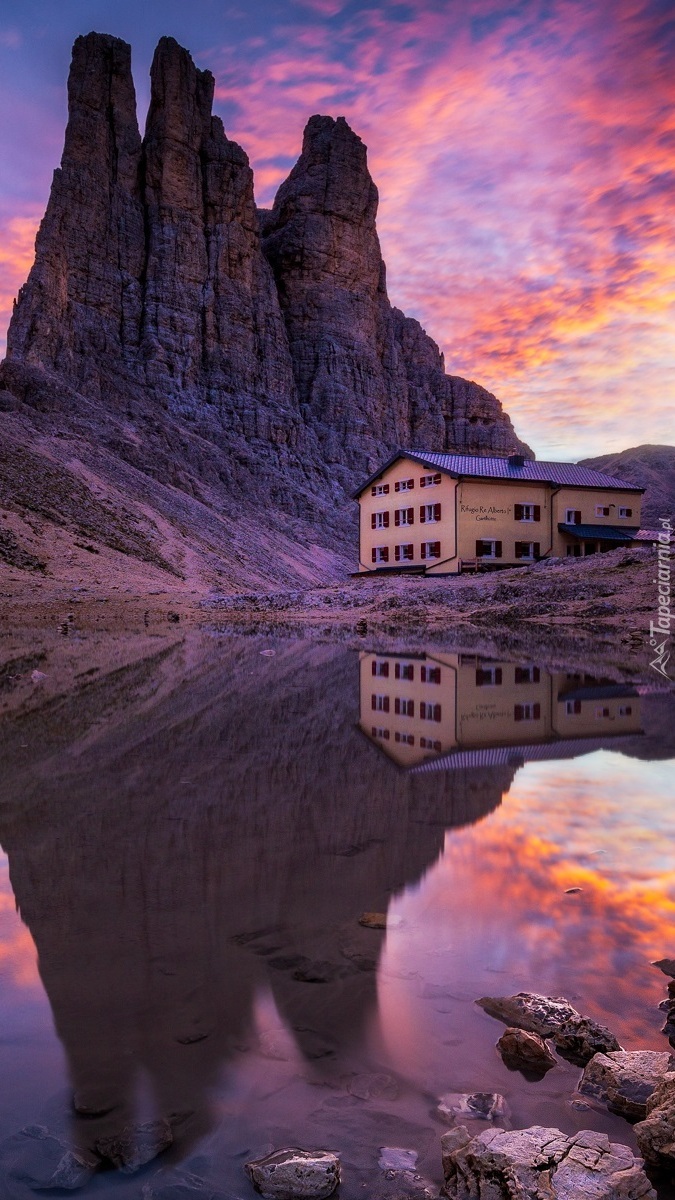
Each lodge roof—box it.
[353,450,645,497]
[408,734,640,774]
[558,523,638,542]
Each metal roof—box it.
[409,734,640,774]
[353,450,645,497]
[558,523,637,542]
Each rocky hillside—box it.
[0,32,528,591]
[579,445,675,527]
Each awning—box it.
[557,523,637,542]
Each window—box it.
[476,540,502,559]
[420,503,441,523]
[514,702,541,721]
[476,667,503,687]
[371,483,389,496]
[395,731,415,745]
[566,544,582,557]
[595,505,610,517]
[371,726,390,740]
[395,478,414,492]
[371,661,389,677]
[565,509,582,524]
[371,510,389,529]
[584,543,597,555]
[421,541,441,559]
[372,546,389,564]
[372,694,390,712]
[420,736,442,751]
[514,503,541,522]
[515,541,539,560]
[420,473,442,488]
[618,507,633,519]
[619,705,632,716]
[395,507,414,526]
[394,697,414,716]
[421,665,441,684]
[420,701,441,722]
[395,543,414,561]
[595,706,610,718]
[565,699,582,715]
[515,666,540,684]
[395,662,414,680]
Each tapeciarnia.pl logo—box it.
[649,517,673,681]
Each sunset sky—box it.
[0,0,673,458]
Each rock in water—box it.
[94,1118,173,1173]
[244,1149,340,1199]
[440,1125,656,1200]
[652,958,675,978]
[477,992,622,1065]
[635,1072,675,1174]
[0,1125,96,1190]
[497,1027,557,1075]
[579,1050,673,1121]
[438,1092,508,1122]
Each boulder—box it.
[0,1125,96,1190]
[497,1027,557,1075]
[477,992,622,1065]
[659,996,675,1042]
[244,1148,340,1199]
[635,1072,675,1173]
[94,1118,173,1173]
[579,1050,673,1121]
[441,1125,656,1199]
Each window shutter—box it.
[533,667,540,682]
[495,668,503,684]
[476,539,483,556]
[383,696,389,713]
[371,548,377,563]
[408,478,414,489]
[515,504,523,520]
[382,548,389,562]
[420,476,426,488]
[626,508,632,517]
[384,484,389,494]
[371,695,377,710]
[420,505,426,523]
[575,510,581,524]
[395,663,401,679]
[394,698,400,715]
[434,503,441,521]
[534,542,540,558]
[533,505,541,521]
[384,512,389,528]
[408,507,414,524]
[495,541,503,558]
[514,704,524,721]
[371,514,376,529]
[395,510,400,526]
[433,542,440,557]
[533,703,541,719]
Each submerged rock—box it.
[244,1148,340,1199]
[94,1118,173,1173]
[358,912,387,929]
[477,991,621,1065]
[635,1072,675,1174]
[440,1124,656,1199]
[377,1147,436,1199]
[438,1092,508,1123]
[579,1050,673,1121]
[0,1124,96,1190]
[497,1028,557,1075]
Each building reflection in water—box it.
[359,651,642,770]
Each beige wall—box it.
[359,652,642,767]
[357,456,642,573]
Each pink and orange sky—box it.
[0,0,673,458]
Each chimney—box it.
[508,454,525,467]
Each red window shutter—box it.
[408,507,414,523]
[433,542,440,557]
[371,514,376,529]
[420,702,426,719]
[372,661,377,675]
[371,695,377,710]
[408,478,414,488]
[575,510,581,524]
[514,543,521,559]
[382,548,389,562]
[420,505,426,523]
[515,504,523,520]
[394,698,401,715]
[626,508,632,517]
[395,663,401,679]
[495,541,503,558]
[476,539,483,556]
[384,512,390,528]
[534,542,540,558]
[434,474,441,484]
[533,703,541,719]
[371,548,376,563]
[514,704,524,721]
[533,668,540,682]
[495,668,503,684]
[434,503,441,521]
[383,696,389,713]
[384,484,389,494]
[533,505,541,521]
[420,477,426,488]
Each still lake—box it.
[0,633,673,1198]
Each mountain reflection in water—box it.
[0,634,673,1199]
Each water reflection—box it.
[359,651,643,769]
[0,635,673,1198]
